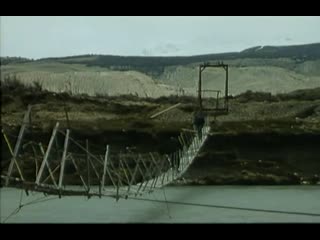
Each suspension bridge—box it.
[1,105,211,200]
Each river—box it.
[1,185,320,223]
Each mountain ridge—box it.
[2,42,320,66]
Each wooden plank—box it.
[171,151,176,171]
[104,164,117,190]
[149,153,167,188]
[58,130,103,165]
[139,155,154,192]
[5,105,31,185]
[132,157,146,195]
[179,150,184,172]
[192,136,197,150]
[149,153,163,176]
[119,156,130,187]
[39,142,58,188]
[30,144,39,179]
[101,145,109,190]
[157,154,169,185]
[71,156,88,191]
[178,135,184,149]
[175,151,180,172]
[122,157,135,194]
[150,103,181,119]
[179,133,186,148]
[174,152,179,176]
[183,132,191,146]
[58,129,70,192]
[1,129,14,159]
[89,157,100,180]
[86,139,90,195]
[116,181,119,201]
[128,163,139,193]
[108,156,122,189]
[171,154,175,180]
[96,155,117,192]
[190,142,195,164]
[147,166,158,189]
[132,157,146,182]
[35,122,60,185]
[140,155,153,179]
[195,133,199,148]
[140,155,157,185]
[161,169,166,185]
[139,154,155,192]
[43,164,60,184]
[154,153,167,188]
[181,128,197,133]
[180,133,188,150]
[183,150,188,165]
[2,129,25,183]
[149,152,165,188]
[155,152,166,168]
[194,136,199,150]
[188,131,195,147]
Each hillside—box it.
[157,61,320,95]
[1,43,320,97]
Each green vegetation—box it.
[0,56,34,65]
[234,88,320,103]
[277,87,320,101]
[240,43,320,60]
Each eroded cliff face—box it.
[183,130,320,185]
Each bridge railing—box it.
[1,106,211,200]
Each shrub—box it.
[1,74,26,92]
[235,90,275,103]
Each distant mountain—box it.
[1,43,320,96]
[0,56,34,65]
[2,43,320,74]
[239,43,320,60]
[35,43,320,76]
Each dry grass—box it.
[1,70,177,98]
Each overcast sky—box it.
[1,16,320,59]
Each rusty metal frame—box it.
[198,62,229,112]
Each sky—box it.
[1,16,320,59]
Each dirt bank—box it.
[1,89,320,185]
